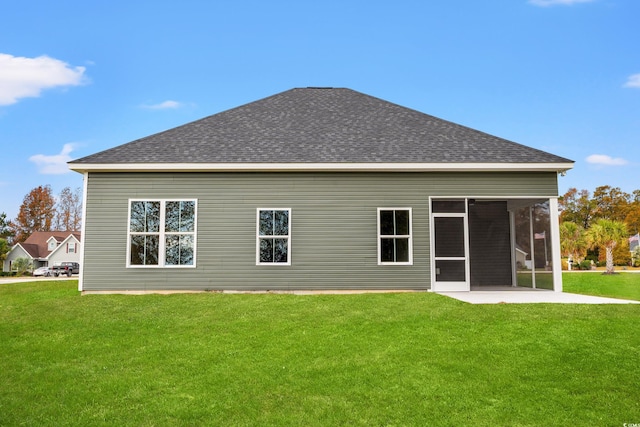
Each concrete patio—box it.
[437,286,640,304]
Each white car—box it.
[32,267,52,277]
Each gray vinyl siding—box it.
[81,171,558,291]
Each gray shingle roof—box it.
[70,88,573,165]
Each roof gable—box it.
[15,231,81,259]
[69,88,573,170]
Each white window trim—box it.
[377,207,413,266]
[126,199,198,268]
[256,208,292,266]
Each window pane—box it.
[145,235,159,265]
[165,201,195,232]
[380,238,395,262]
[274,238,288,263]
[130,235,159,265]
[165,202,180,232]
[380,210,394,235]
[131,201,160,233]
[165,235,180,265]
[259,238,273,262]
[179,201,195,232]
[395,210,410,235]
[434,217,465,257]
[130,235,145,265]
[432,200,466,213]
[165,235,194,266]
[145,202,160,232]
[130,201,146,232]
[179,235,194,265]
[259,210,274,236]
[274,210,289,236]
[395,238,409,262]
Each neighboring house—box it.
[69,88,574,293]
[515,245,529,270]
[630,233,639,253]
[3,231,81,272]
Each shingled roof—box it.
[15,231,81,259]
[69,88,573,172]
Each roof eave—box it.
[69,162,575,173]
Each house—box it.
[68,88,573,293]
[3,231,81,272]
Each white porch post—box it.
[509,210,517,287]
[549,197,563,292]
[529,206,536,289]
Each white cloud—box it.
[585,154,628,167]
[0,53,87,106]
[29,143,76,175]
[141,100,183,110]
[623,73,640,88]
[528,0,596,6]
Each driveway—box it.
[0,276,77,285]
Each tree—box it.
[11,257,32,276]
[625,191,640,236]
[559,221,586,265]
[11,185,56,243]
[54,186,82,231]
[585,219,628,274]
[0,238,9,264]
[592,185,630,222]
[559,188,596,229]
[0,212,14,244]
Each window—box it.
[48,240,56,250]
[67,243,76,253]
[378,208,413,265]
[257,209,291,265]
[128,200,196,267]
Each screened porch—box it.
[430,197,562,292]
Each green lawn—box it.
[1,281,640,426]
[563,272,640,301]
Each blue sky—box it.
[1,0,638,220]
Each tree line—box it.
[559,185,640,271]
[0,185,82,247]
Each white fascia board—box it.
[69,162,575,173]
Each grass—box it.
[516,270,554,290]
[563,271,640,301]
[1,280,640,426]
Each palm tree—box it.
[585,219,628,274]
[11,257,33,276]
[559,221,586,266]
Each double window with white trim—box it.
[378,208,413,265]
[257,208,291,265]
[127,200,197,267]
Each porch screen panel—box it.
[435,260,466,282]
[433,216,466,283]
[434,217,465,257]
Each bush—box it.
[578,260,594,270]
